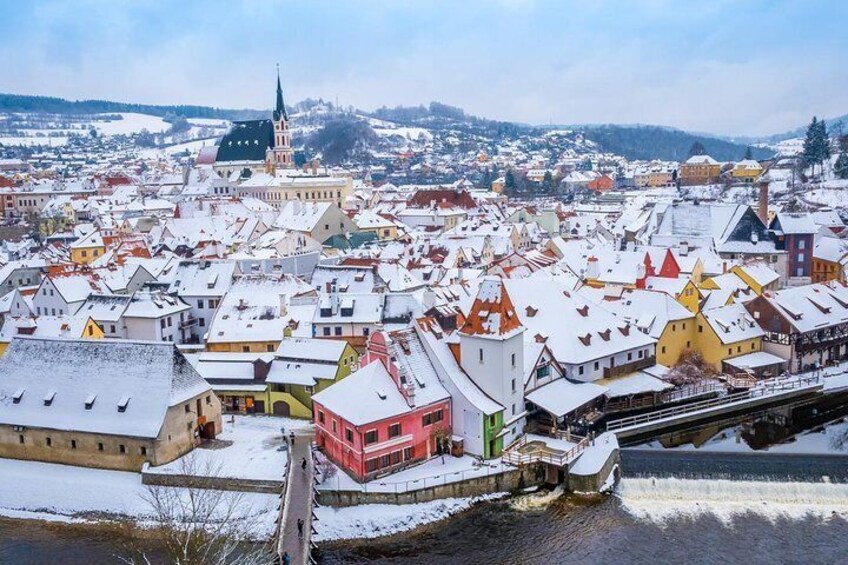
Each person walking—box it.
[282,551,291,565]
[289,431,296,446]
[301,457,307,472]
[297,518,304,540]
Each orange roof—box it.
[459,277,523,338]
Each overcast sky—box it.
[2,0,847,136]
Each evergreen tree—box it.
[744,146,753,160]
[803,116,831,177]
[803,116,819,173]
[835,152,848,180]
[688,141,706,157]
[504,169,516,194]
[542,170,554,194]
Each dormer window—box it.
[43,390,56,406]
[85,394,97,410]
[118,396,130,413]
[12,388,24,404]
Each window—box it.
[363,327,370,336]
[380,454,390,468]
[479,348,484,363]
[799,239,806,250]
[197,300,204,308]
[184,404,191,413]
[698,325,704,333]
[661,346,667,354]
[627,352,633,361]
[578,366,584,375]
[334,327,342,336]
[511,378,516,392]
[511,353,516,367]
[318,411,325,424]
[594,361,599,371]
[266,344,275,352]
[365,459,379,473]
[423,413,433,426]
[46,437,52,447]
[672,324,676,331]
[403,446,413,460]
[119,444,126,454]
[18,435,24,444]
[638,350,644,358]
[98,442,104,451]
[332,420,337,432]
[242,345,250,352]
[388,423,401,438]
[390,450,402,465]
[141,446,147,456]
[345,428,353,443]
[364,430,378,445]
[323,327,331,336]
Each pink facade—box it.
[313,333,452,482]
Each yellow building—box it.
[70,230,107,265]
[730,264,780,296]
[354,210,399,240]
[0,315,103,357]
[730,160,764,183]
[679,155,721,186]
[196,338,359,419]
[694,303,764,371]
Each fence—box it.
[606,374,822,432]
[501,435,590,467]
[320,459,511,495]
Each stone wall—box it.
[318,466,543,507]
[140,469,282,494]
[569,448,620,494]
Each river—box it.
[4,400,848,564]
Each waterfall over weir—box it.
[617,477,848,523]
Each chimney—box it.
[757,175,769,225]
[586,256,600,280]
[279,294,287,316]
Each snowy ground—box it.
[145,415,308,482]
[314,493,506,541]
[317,453,511,493]
[93,113,169,135]
[0,457,279,538]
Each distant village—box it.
[2,73,848,556]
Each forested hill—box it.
[581,125,773,161]
[0,93,266,121]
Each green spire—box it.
[274,63,287,121]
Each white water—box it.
[618,477,848,524]
[509,484,567,511]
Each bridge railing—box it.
[606,375,822,432]
[501,435,590,467]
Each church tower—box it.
[270,65,294,169]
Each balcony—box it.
[179,316,198,329]
[603,356,656,380]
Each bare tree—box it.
[666,350,717,386]
[121,455,277,565]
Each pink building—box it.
[312,329,451,482]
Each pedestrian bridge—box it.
[276,431,316,565]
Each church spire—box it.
[273,63,287,121]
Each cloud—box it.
[0,0,846,136]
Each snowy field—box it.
[0,457,279,538]
[145,415,308,482]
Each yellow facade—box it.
[676,280,703,313]
[207,341,282,353]
[656,316,697,366]
[70,245,106,265]
[694,313,763,371]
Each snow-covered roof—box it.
[701,303,764,344]
[458,277,524,340]
[525,378,608,417]
[275,336,348,362]
[0,338,210,438]
[758,281,848,334]
[312,361,418,426]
